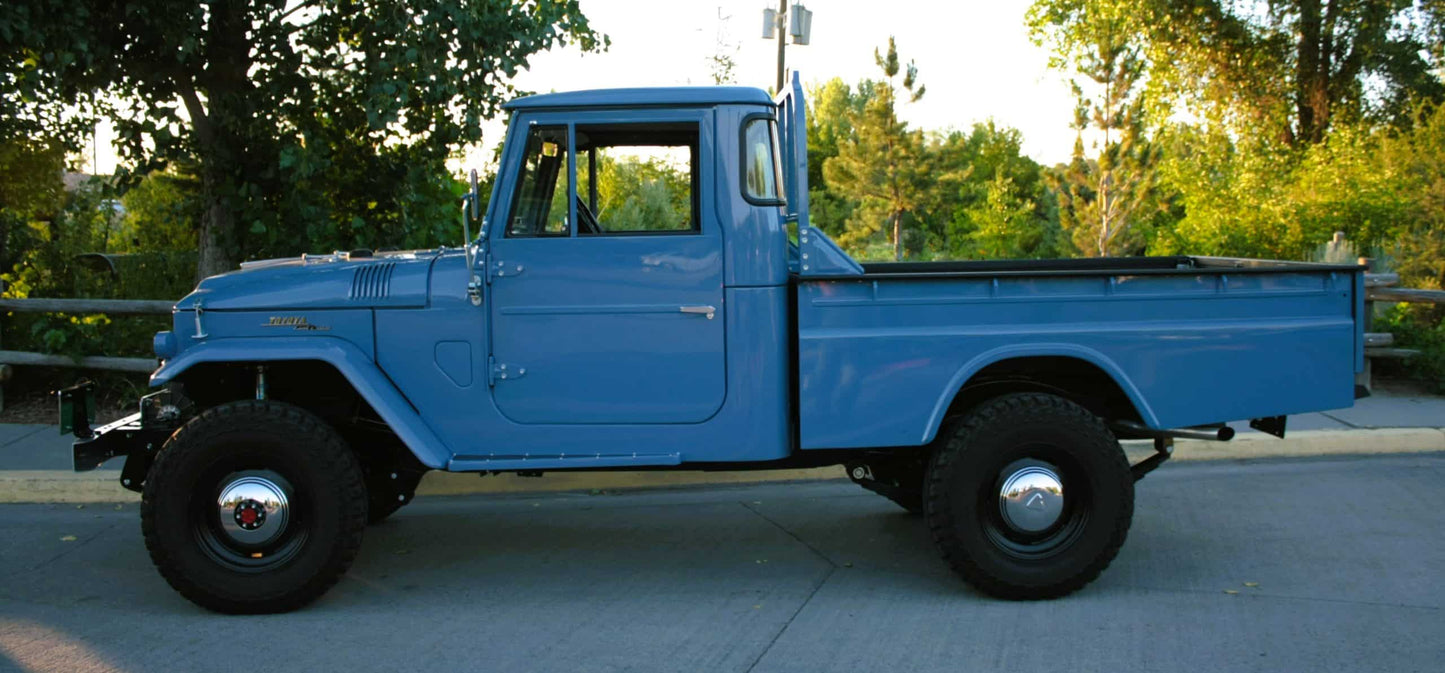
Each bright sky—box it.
[87,0,1079,174]
[495,0,1077,165]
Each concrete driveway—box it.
[1,453,1442,673]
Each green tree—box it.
[1029,0,1445,145]
[0,138,66,273]
[806,78,872,239]
[119,168,203,253]
[823,38,928,261]
[1037,2,1159,256]
[1386,104,1445,289]
[1151,113,1429,261]
[960,172,1061,259]
[586,155,691,232]
[2,0,604,280]
[925,122,1057,258]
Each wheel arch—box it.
[152,337,450,469]
[921,344,1159,445]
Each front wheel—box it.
[141,400,368,613]
[924,393,1133,599]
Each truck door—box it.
[486,114,727,424]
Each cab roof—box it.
[504,86,775,111]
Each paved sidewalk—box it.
[2,390,1443,503]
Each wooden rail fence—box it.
[0,267,1437,396]
[1357,265,1442,392]
[0,298,167,408]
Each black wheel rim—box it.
[191,466,310,573]
[978,446,1091,559]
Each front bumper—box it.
[60,382,177,492]
[73,413,144,472]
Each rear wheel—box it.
[924,393,1133,599]
[141,400,368,614]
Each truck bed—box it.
[794,255,1365,451]
[857,255,1358,278]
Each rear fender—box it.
[151,337,451,468]
[922,343,1160,444]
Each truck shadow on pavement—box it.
[335,489,968,612]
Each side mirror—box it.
[463,169,484,306]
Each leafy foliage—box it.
[822,38,932,261]
[1376,303,1445,392]
[585,153,693,233]
[958,172,1063,259]
[1033,1,1161,257]
[806,78,871,241]
[0,139,66,276]
[1152,102,1445,262]
[1029,0,1445,145]
[1,0,605,279]
[1,179,183,365]
[927,123,1062,259]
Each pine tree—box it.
[823,37,928,261]
[1049,9,1158,257]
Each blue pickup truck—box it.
[64,74,1365,613]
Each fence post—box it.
[1357,256,1376,393]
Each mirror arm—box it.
[464,169,484,306]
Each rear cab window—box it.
[741,116,785,205]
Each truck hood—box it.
[174,250,445,311]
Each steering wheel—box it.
[575,195,602,235]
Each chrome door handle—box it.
[679,305,716,320]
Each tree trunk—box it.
[1295,0,1328,145]
[189,0,251,281]
[196,172,236,281]
[892,211,902,261]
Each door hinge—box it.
[487,357,526,386]
[488,259,524,281]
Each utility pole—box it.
[761,3,813,94]
[774,0,787,94]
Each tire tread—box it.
[923,392,1133,599]
[140,400,367,614]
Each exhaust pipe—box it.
[1111,419,1235,442]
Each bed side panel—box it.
[797,270,1358,450]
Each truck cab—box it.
[384,85,797,469]
[67,74,1365,614]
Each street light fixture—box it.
[762,3,814,93]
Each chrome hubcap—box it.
[998,465,1064,533]
[217,474,291,546]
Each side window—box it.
[507,127,570,237]
[574,123,699,235]
[742,117,785,205]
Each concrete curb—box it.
[3,427,1442,504]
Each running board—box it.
[446,452,682,472]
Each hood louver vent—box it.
[350,263,396,300]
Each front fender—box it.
[151,337,451,469]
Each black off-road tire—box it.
[141,400,368,614]
[924,393,1133,599]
